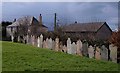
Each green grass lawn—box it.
[2,41,118,71]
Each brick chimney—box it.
[39,14,42,26]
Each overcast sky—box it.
[2,2,118,31]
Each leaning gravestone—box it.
[55,38,59,51]
[82,42,88,57]
[71,42,77,54]
[76,40,82,56]
[109,44,117,63]
[95,47,101,60]
[67,38,72,54]
[88,45,94,58]
[101,45,108,61]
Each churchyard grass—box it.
[2,41,118,71]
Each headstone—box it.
[37,36,40,47]
[43,40,46,48]
[40,34,43,48]
[95,47,101,60]
[32,35,35,46]
[82,42,88,57]
[48,38,52,49]
[11,35,14,42]
[55,38,59,51]
[76,40,82,56]
[67,38,72,54]
[63,45,67,53]
[17,36,20,42]
[46,38,49,49]
[71,42,77,54]
[88,45,94,58]
[26,35,29,44]
[109,44,117,63]
[52,40,55,50]
[101,45,108,61]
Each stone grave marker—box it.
[109,44,117,63]
[95,47,101,60]
[88,45,94,58]
[67,38,72,54]
[101,45,108,61]
[82,42,88,57]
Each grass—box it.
[2,41,119,71]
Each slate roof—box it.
[7,16,47,28]
[62,22,109,32]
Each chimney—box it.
[13,18,16,22]
[75,21,77,24]
[39,14,42,26]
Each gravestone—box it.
[37,36,40,47]
[26,35,29,44]
[46,38,49,49]
[71,42,77,54]
[43,40,46,48]
[63,45,67,53]
[88,45,94,58]
[55,38,59,51]
[76,40,82,56]
[11,35,14,42]
[95,47,101,60]
[17,36,20,42]
[48,38,53,49]
[82,42,88,57]
[40,34,43,48]
[109,44,117,63]
[32,35,35,46]
[101,45,108,61]
[67,38,72,54]
[52,40,55,50]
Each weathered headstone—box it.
[63,45,67,53]
[48,38,52,49]
[46,38,49,49]
[55,38,59,51]
[32,35,35,46]
[71,42,77,54]
[82,42,88,57]
[101,45,108,61]
[109,44,117,63]
[52,40,55,50]
[88,45,94,58]
[40,34,43,48]
[95,47,101,60]
[67,38,72,54]
[76,40,82,56]
[43,40,46,48]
